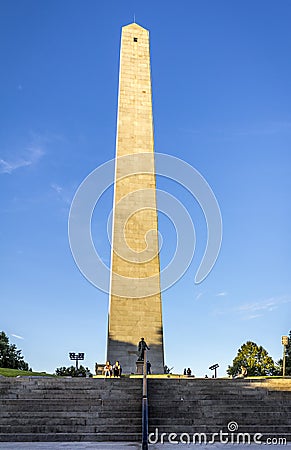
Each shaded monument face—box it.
[107,23,164,374]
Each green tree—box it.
[277,330,291,376]
[0,331,30,370]
[55,365,88,377]
[227,341,280,377]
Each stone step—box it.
[149,412,291,419]
[149,417,291,427]
[0,387,142,392]
[149,402,291,409]
[0,398,140,407]
[149,417,291,426]
[0,424,141,434]
[148,384,291,391]
[0,385,143,391]
[151,389,291,395]
[148,406,291,414]
[0,417,141,426]
[0,407,140,415]
[0,392,141,400]
[0,433,141,442]
[148,417,291,426]
[0,383,142,389]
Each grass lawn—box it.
[0,368,53,377]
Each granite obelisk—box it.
[107,23,164,373]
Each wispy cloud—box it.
[236,296,291,320]
[51,183,63,195]
[11,333,24,340]
[216,291,227,297]
[238,298,281,313]
[195,292,204,300]
[212,295,291,320]
[50,183,73,206]
[0,146,45,174]
[241,314,262,321]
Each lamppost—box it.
[209,363,219,378]
[282,336,289,377]
[69,352,84,370]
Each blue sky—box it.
[1,0,291,376]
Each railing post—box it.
[142,349,148,450]
[143,350,147,396]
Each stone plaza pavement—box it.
[0,444,290,449]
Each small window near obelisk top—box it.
[133,37,138,42]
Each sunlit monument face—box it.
[107,23,164,374]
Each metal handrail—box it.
[142,350,148,450]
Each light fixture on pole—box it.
[282,336,289,377]
[69,352,85,370]
[209,363,219,378]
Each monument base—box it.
[136,360,145,375]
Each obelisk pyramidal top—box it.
[107,23,164,373]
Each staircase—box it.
[0,376,290,443]
[0,377,142,442]
[148,378,291,444]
